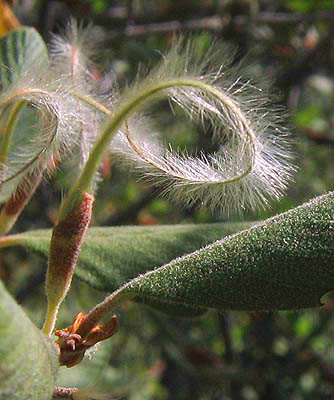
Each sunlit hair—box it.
[110,38,295,214]
[0,22,295,215]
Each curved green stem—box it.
[59,79,257,220]
[0,88,53,109]
[73,91,112,115]
[42,302,60,336]
[0,234,24,248]
[0,89,58,185]
[77,286,134,338]
[0,100,26,165]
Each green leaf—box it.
[2,222,253,316]
[116,191,334,311]
[0,280,58,400]
[6,192,334,314]
[0,27,48,90]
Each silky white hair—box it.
[109,38,295,214]
[0,23,295,214]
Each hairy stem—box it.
[0,88,54,109]
[0,234,23,248]
[0,100,26,165]
[42,301,61,337]
[59,79,257,220]
[76,287,134,338]
[73,91,112,115]
[0,89,58,185]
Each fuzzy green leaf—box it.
[1,222,252,316]
[0,281,58,400]
[0,27,48,90]
[117,192,334,311]
[5,192,334,314]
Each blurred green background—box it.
[2,0,334,399]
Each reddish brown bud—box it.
[47,192,94,291]
[43,193,94,335]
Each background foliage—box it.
[2,0,334,399]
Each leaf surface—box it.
[0,281,58,400]
[3,222,253,315]
[0,27,48,89]
[5,192,334,314]
[115,191,334,311]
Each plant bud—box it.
[43,192,94,335]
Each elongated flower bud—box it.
[43,192,94,336]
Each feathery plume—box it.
[4,22,294,217]
[110,38,294,215]
[48,20,107,180]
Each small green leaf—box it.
[0,281,58,400]
[0,27,48,90]
[118,191,334,311]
